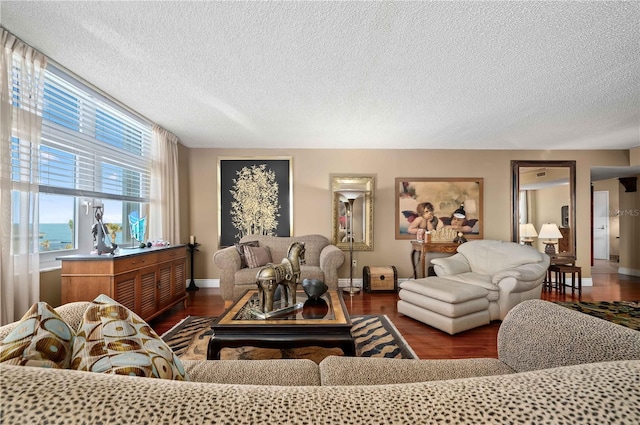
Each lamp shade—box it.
[538,223,563,239]
[519,223,538,238]
[336,190,365,201]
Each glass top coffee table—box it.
[207,290,355,360]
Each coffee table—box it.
[207,290,355,360]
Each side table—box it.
[410,240,459,279]
[549,264,582,296]
[545,254,576,293]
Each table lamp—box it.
[538,223,563,254]
[519,223,538,246]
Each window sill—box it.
[40,260,61,272]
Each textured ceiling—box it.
[1,1,639,155]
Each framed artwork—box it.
[218,157,293,247]
[395,177,483,240]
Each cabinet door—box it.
[114,270,138,313]
[172,258,186,299]
[157,261,173,310]
[139,265,158,320]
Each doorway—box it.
[593,190,609,260]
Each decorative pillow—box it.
[0,302,74,369]
[243,245,272,268]
[71,294,188,381]
[235,240,259,268]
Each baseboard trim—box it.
[185,279,219,288]
[338,278,363,289]
[188,279,367,289]
[619,267,640,278]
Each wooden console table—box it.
[410,240,459,279]
[58,245,187,322]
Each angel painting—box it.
[396,178,483,240]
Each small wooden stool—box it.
[551,264,582,295]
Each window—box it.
[9,63,152,266]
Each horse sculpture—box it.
[255,241,306,313]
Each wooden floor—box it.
[151,260,640,360]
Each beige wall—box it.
[592,178,621,257]
[631,147,640,167]
[40,269,61,307]
[183,148,635,281]
[618,174,640,274]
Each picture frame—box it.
[218,157,293,248]
[395,177,483,240]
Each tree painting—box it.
[230,164,280,239]
[219,157,291,247]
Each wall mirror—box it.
[511,160,576,257]
[331,175,374,251]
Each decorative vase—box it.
[302,279,328,301]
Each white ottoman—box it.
[398,277,491,335]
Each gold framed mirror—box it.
[511,160,576,257]
[331,175,374,251]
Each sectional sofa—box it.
[1,300,639,424]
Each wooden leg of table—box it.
[411,250,418,279]
[578,269,582,295]
[207,338,222,360]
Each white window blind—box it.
[36,65,152,202]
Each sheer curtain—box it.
[1,30,47,324]
[149,125,181,245]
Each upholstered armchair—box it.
[431,240,550,320]
[213,234,345,301]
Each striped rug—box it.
[161,315,418,362]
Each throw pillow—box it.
[234,240,259,268]
[71,294,189,381]
[243,245,272,268]
[0,302,74,369]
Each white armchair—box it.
[431,240,550,320]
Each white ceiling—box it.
[1,1,639,157]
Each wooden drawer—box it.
[114,253,158,274]
[157,247,185,263]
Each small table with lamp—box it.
[546,253,582,295]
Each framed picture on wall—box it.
[395,177,483,240]
[218,157,293,248]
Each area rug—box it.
[161,315,418,362]
[555,301,640,330]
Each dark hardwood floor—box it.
[151,260,640,360]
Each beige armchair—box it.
[213,234,345,301]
